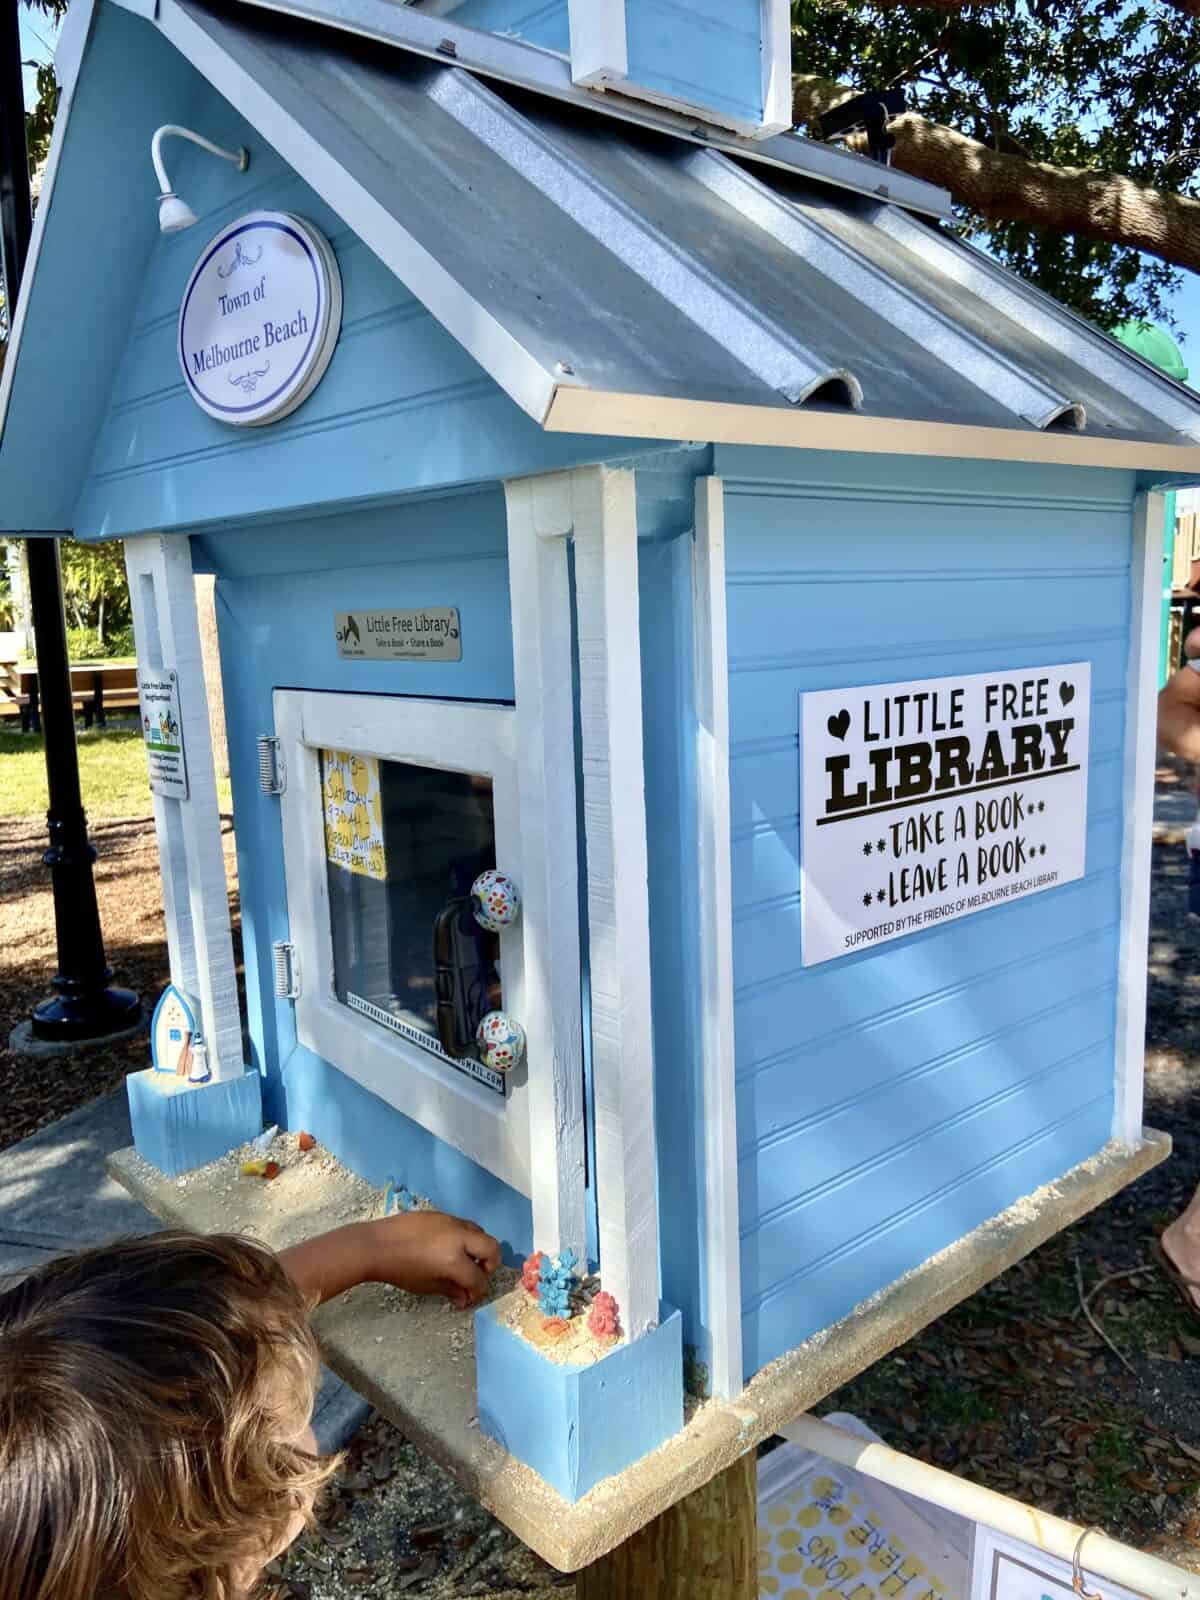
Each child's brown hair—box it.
[0,1230,338,1600]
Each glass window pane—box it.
[320,749,503,1088]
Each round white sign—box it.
[178,211,342,427]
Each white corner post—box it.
[761,0,795,136]
[693,478,743,1397]
[125,535,243,1080]
[504,474,588,1267]
[1113,490,1164,1146]
[566,0,628,87]
[571,466,661,1341]
[505,466,661,1341]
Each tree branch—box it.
[794,74,1200,275]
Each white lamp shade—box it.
[158,193,198,234]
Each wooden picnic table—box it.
[1,658,139,733]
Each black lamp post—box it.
[2,4,139,1043]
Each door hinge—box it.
[272,941,300,1000]
[257,735,285,795]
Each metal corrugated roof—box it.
[171,0,1200,457]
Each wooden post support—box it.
[576,1453,757,1600]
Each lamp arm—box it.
[151,124,249,196]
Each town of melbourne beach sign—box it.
[178,211,342,427]
[800,663,1090,967]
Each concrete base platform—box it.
[108,1129,1169,1573]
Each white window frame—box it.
[275,688,531,1196]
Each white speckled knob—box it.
[471,869,521,933]
[476,1010,526,1072]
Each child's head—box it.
[0,1230,337,1600]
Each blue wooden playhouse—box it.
[4,0,1199,1507]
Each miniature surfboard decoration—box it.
[150,983,200,1076]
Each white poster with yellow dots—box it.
[321,749,386,881]
[759,1416,971,1600]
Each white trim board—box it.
[274,688,534,1197]
[692,478,743,1398]
[503,476,588,1265]
[761,0,793,135]
[1112,490,1163,1145]
[508,465,662,1342]
[570,466,661,1341]
[125,534,245,1081]
[544,388,1200,473]
[567,0,792,138]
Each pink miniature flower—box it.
[587,1291,620,1340]
[522,1251,544,1297]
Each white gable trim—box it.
[544,387,1200,474]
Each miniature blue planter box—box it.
[127,1068,263,1178]
[475,1295,683,1502]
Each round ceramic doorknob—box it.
[471,869,521,932]
[476,1010,526,1072]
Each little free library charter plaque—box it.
[800,663,1090,967]
[334,608,462,662]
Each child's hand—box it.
[364,1211,501,1308]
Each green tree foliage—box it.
[791,0,1200,331]
[59,540,132,652]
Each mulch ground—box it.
[6,787,1200,1588]
[0,813,222,1145]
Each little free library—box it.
[4,0,1200,1583]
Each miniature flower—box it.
[587,1291,620,1340]
[522,1251,545,1297]
[536,1249,579,1320]
[298,1131,316,1152]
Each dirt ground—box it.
[5,777,1200,1591]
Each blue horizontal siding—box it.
[625,0,764,124]
[718,449,1135,1380]
[451,0,569,50]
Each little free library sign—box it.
[334,609,462,662]
[800,664,1090,967]
[179,211,342,426]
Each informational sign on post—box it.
[138,668,188,800]
[800,663,1090,967]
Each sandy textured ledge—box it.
[109,1129,1169,1572]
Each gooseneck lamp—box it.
[151,124,249,234]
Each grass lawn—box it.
[0,728,232,818]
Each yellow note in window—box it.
[321,750,386,880]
